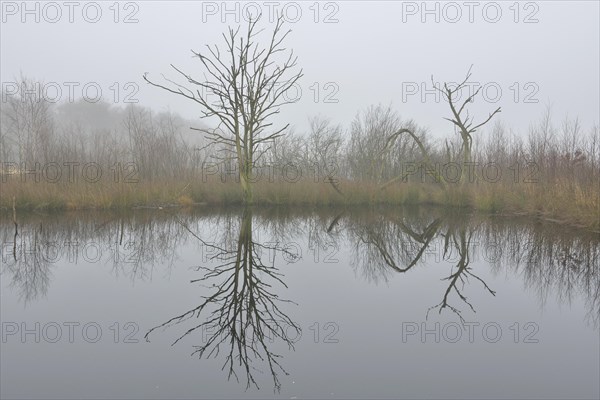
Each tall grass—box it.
[2,171,597,231]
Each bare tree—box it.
[346,104,403,182]
[143,14,303,204]
[1,75,55,165]
[433,66,501,182]
[343,104,443,193]
[306,116,344,194]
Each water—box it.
[1,206,599,399]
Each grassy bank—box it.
[1,176,598,232]
[3,83,598,232]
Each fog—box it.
[2,4,600,398]
[1,1,598,137]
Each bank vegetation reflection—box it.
[1,207,598,391]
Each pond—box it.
[1,206,599,399]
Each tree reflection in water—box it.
[1,206,598,391]
[2,222,53,304]
[145,208,301,391]
[345,208,598,326]
[345,211,497,321]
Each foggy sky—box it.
[1,1,599,138]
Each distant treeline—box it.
[1,77,599,230]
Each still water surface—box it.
[1,206,599,399]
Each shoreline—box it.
[2,183,598,234]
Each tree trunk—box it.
[239,158,253,204]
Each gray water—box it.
[1,206,599,399]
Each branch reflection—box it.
[145,208,300,392]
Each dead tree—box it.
[377,127,445,191]
[433,66,501,182]
[143,14,303,204]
